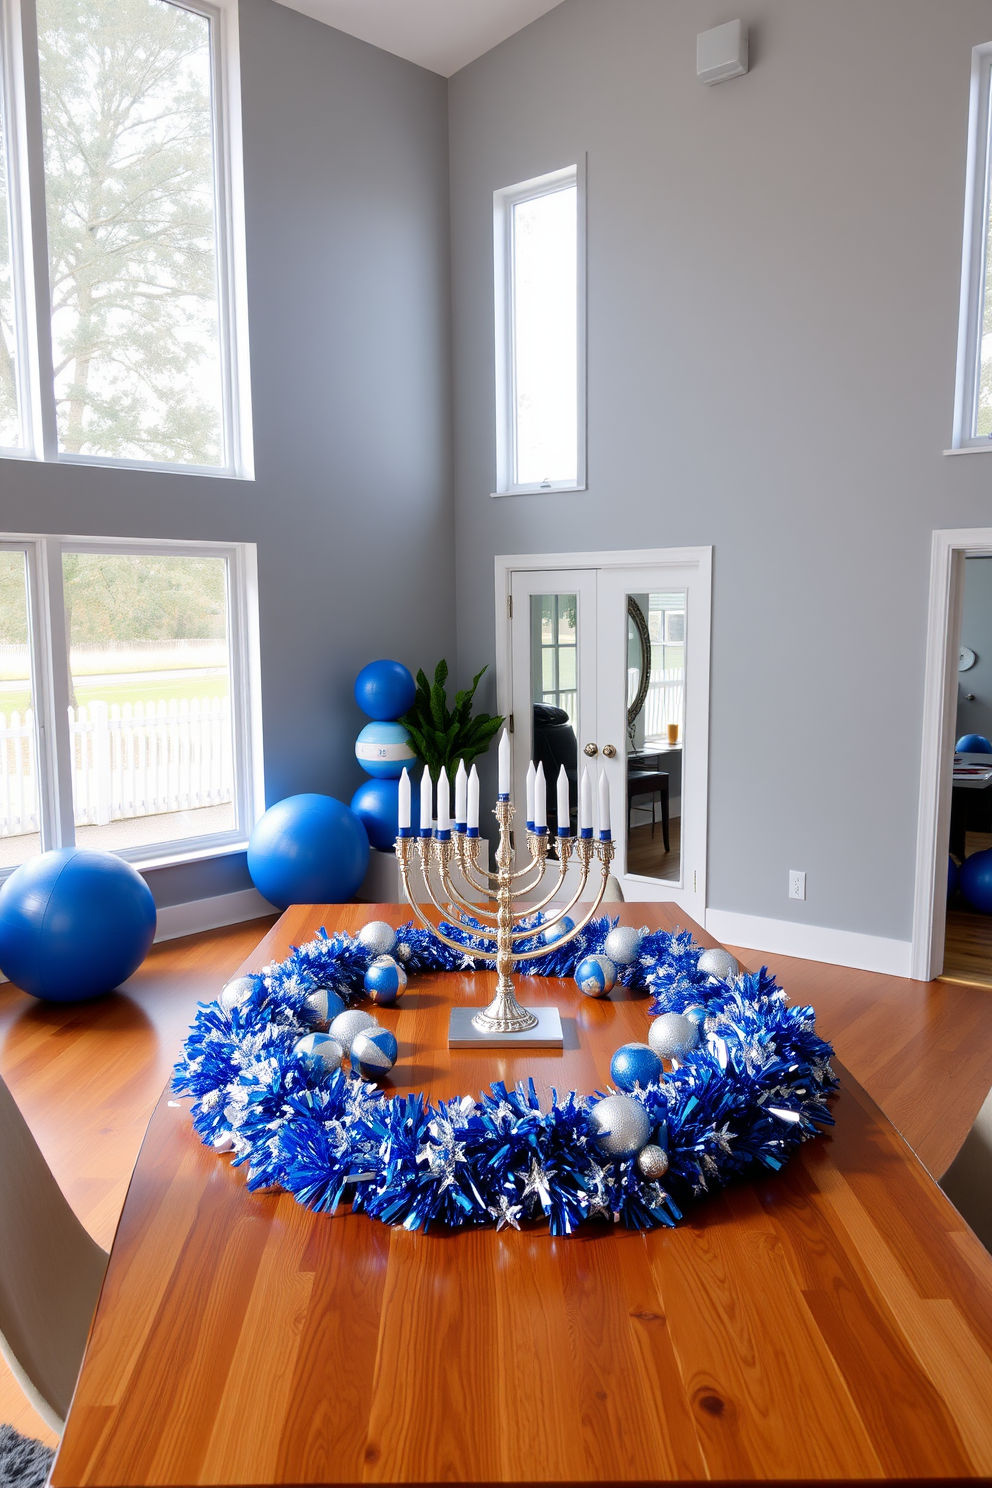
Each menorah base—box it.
[448,1006,564,1049]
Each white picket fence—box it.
[0,697,232,837]
[640,668,684,737]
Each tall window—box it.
[954,42,992,449]
[494,164,585,495]
[0,535,262,876]
[0,0,251,475]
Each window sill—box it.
[124,837,250,873]
[943,444,992,456]
[491,484,587,498]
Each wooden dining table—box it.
[52,902,992,1487]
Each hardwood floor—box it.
[626,814,680,879]
[3,908,992,1449]
[944,830,992,987]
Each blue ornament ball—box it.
[358,920,398,956]
[0,848,156,1002]
[351,777,419,851]
[960,847,992,913]
[541,915,575,946]
[351,1025,398,1079]
[957,733,992,754]
[247,794,369,910]
[574,953,617,998]
[610,1042,663,1092]
[949,855,959,901]
[305,986,347,1025]
[589,1093,652,1157]
[364,955,406,1006]
[294,1032,344,1071]
[355,721,416,780]
[355,660,417,722]
[220,975,256,1010]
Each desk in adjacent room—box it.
[52,903,992,1487]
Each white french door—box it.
[499,548,711,916]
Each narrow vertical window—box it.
[0,52,22,448]
[953,44,992,449]
[494,164,585,494]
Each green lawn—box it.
[0,675,229,719]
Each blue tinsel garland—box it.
[172,918,837,1235]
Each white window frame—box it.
[0,532,264,881]
[0,0,253,478]
[493,161,586,497]
[952,42,992,452]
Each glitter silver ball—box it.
[648,1012,701,1060]
[329,1008,378,1053]
[589,1093,652,1157]
[395,941,412,962]
[696,947,739,983]
[603,926,644,965]
[219,976,255,1010]
[636,1143,670,1180]
[358,920,398,957]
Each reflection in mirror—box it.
[0,552,40,868]
[625,591,685,884]
[530,594,578,839]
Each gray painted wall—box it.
[448,0,992,943]
[957,558,992,746]
[0,0,454,908]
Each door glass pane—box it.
[625,591,684,883]
[530,593,578,836]
[37,0,225,466]
[0,553,40,866]
[64,552,235,850]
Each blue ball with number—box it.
[574,953,617,998]
[351,1024,398,1079]
[610,1042,663,1092]
[355,660,417,722]
[541,915,575,946]
[355,721,416,779]
[364,954,407,1006]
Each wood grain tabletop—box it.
[52,903,992,1487]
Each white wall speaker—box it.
[696,20,749,85]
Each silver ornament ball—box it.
[696,947,739,983]
[636,1143,670,1180]
[329,1008,378,1053]
[648,1012,701,1061]
[358,920,398,957]
[219,976,255,1010]
[589,1093,652,1157]
[603,926,644,965]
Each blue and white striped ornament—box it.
[364,955,407,1006]
[219,976,255,1010]
[293,1032,344,1071]
[574,953,617,998]
[358,920,398,957]
[610,1042,663,1092]
[305,986,347,1025]
[351,1025,398,1079]
[541,915,575,946]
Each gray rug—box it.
[0,1426,54,1488]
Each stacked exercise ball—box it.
[0,848,156,1002]
[956,734,992,754]
[248,793,369,909]
[350,659,419,852]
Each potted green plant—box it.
[399,660,504,782]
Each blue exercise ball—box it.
[354,720,416,779]
[350,777,419,852]
[248,794,370,909]
[0,849,156,1002]
[957,733,992,754]
[354,659,416,722]
[949,855,959,900]
[960,847,992,913]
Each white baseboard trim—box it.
[154,886,276,943]
[705,907,913,978]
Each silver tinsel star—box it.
[521,1157,555,1210]
[489,1194,523,1231]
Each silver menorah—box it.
[395,746,615,1048]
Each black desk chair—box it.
[627,768,670,852]
[532,704,577,835]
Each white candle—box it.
[579,769,593,833]
[525,761,536,824]
[534,762,547,829]
[437,766,450,832]
[557,765,570,835]
[598,771,611,835]
[420,769,433,833]
[454,760,467,826]
[498,728,511,795]
[467,764,480,830]
[398,767,411,830]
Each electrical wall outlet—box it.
[788,870,806,901]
